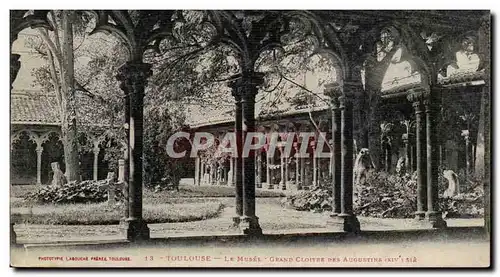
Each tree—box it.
[28,11,127,181]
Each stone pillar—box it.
[239,72,263,235]
[229,78,243,224]
[295,154,300,188]
[116,61,151,241]
[266,155,273,189]
[300,154,305,190]
[195,156,200,186]
[402,133,410,173]
[424,95,447,228]
[283,156,288,190]
[255,151,262,188]
[312,143,317,187]
[462,129,471,178]
[338,85,360,232]
[327,87,342,217]
[408,93,427,220]
[228,157,234,186]
[117,71,130,221]
[280,148,285,188]
[36,145,43,186]
[93,144,100,181]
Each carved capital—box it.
[406,87,430,102]
[116,62,153,96]
[343,81,363,98]
[229,77,243,100]
[324,83,342,109]
[240,72,265,100]
[36,145,44,154]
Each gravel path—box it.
[14,197,484,244]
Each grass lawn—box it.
[11,201,224,225]
[10,183,283,225]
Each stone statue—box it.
[443,170,460,198]
[396,156,406,175]
[50,162,67,186]
[354,148,377,186]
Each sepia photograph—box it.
[8,8,491,268]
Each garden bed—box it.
[11,201,224,225]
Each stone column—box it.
[327,87,342,217]
[300,154,305,190]
[93,144,100,181]
[311,142,317,187]
[462,129,471,178]
[295,154,300,188]
[283,156,288,190]
[116,69,131,221]
[338,85,360,232]
[239,72,263,235]
[195,156,200,186]
[36,145,43,186]
[402,133,410,173]
[266,155,273,189]
[255,151,262,188]
[228,157,234,186]
[116,61,152,241]
[424,95,447,228]
[280,147,285,187]
[229,78,243,224]
[408,93,427,220]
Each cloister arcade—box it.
[10,10,490,240]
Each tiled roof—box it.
[11,91,60,125]
[185,81,332,128]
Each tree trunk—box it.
[61,10,80,181]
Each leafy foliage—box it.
[25,180,123,204]
[286,170,484,218]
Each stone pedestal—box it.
[240,216,262,236]
[120,219,150,241]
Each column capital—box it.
[116,61,153,95]
[342,81,364,96]
[324,83,342,109]
[36,145,43,154]
[407,87,431,103]
[233,72,265,100]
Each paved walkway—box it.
[13,198,484,244]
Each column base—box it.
[255,183,262,189]
[281,183,287,190]
[425,211,447,228]
[240,216,262,236]
[230,216,242,229]
[414,211,426,220]
[266,183,274,189]
[10,223,16,245]
[338,213,361,233]
[326,213,343,229]
[120,218,150,241]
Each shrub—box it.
[24,180,124,204]
[286,170,484,218]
